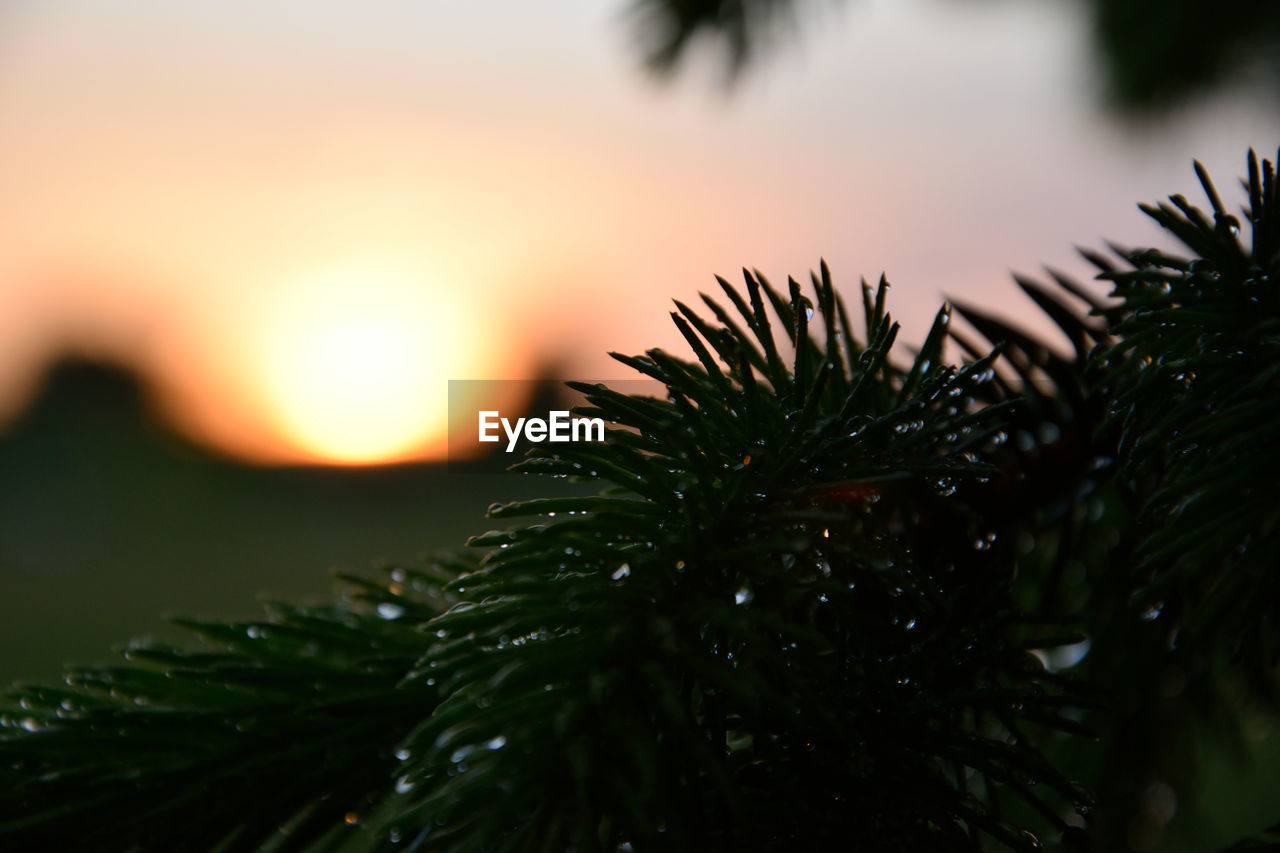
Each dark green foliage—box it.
[629,0,1280,109]
[1093,152,1280,668]
[1088,154,1280,851]
[0,557,466,851]
[1224,821,1280,851]
[1091,0,1280,109]
[628,0,798,76]
[388,268,1086,851]
[950,151,1280,852]
[2,152,1280,852]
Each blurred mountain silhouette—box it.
[0,357,585,686]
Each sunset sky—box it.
[0,0,1276,464]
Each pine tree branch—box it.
[4,153,1278,853]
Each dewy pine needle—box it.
[2,151,1279,852]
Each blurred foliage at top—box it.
[632,0,1280,110]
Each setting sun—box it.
[251,261,485,465]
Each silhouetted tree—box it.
[2,152,1278,852]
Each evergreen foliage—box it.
[2,151,1278,851]
[629,0,1280,109]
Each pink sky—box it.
[0,0,1275,463]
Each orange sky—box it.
[0,0,1276,464]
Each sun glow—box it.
[251,260,489,465]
